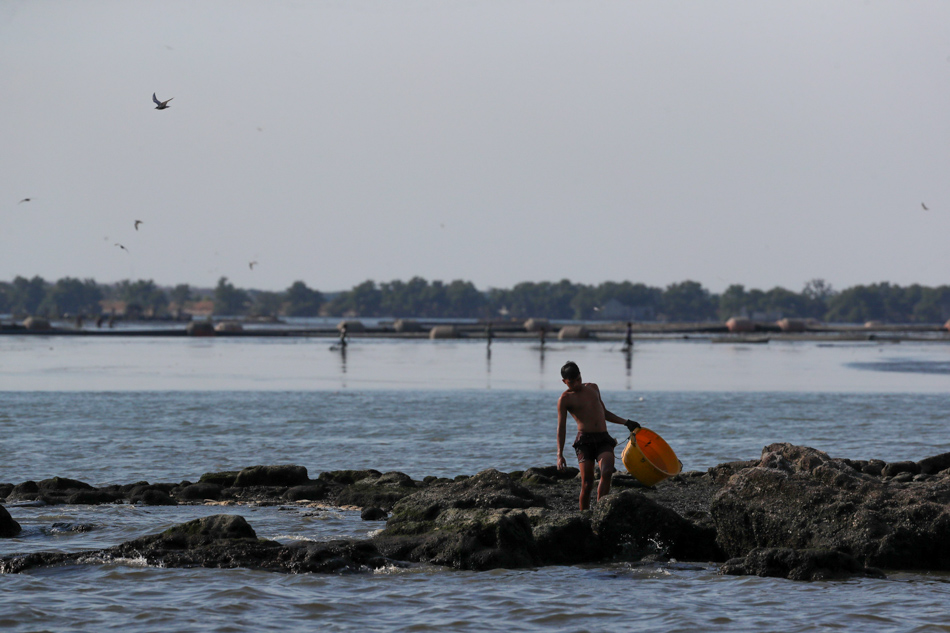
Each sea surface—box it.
[2,334,950,632]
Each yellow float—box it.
[621,427,682,486]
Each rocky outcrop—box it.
[6,446,950,580]
[710,444,950,572]
[1,514,397,574]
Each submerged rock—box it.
[720,547,885,581]
[0,506,21,538]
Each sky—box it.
[1,1,948,295]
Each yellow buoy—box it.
[621,427,682,486]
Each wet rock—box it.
[66,489,121,505]
[917,452,950,475]
[233,465,309,488]
[198,471,240,488]
[318,469,382,485]
[361,507,388,521]
[1,514,397,575]
[0,484,12,500]
[0,505,21,538]
[130,486,177,506]
[882,461,920,478]
[531,513,603,565]
[7,481,39,502]
[38,477,95,492]
[720,547,886,581]
[374,469,546,570]
[591,490,723,562]
[282,483,329,502]
[336,472,420,510]
[176,483,223,501]
[711,443,950,571]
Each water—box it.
[2,335,950,632]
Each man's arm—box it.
[598,387,641,431]
[556,394,568,470]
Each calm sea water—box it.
[2,335,950,632]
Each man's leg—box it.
[596,451,615,502]
[578,460,595,510]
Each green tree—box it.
[661,281,717,321]
[284,281,324,317]
[38,277,102,317]
[213,277,250,316]
[117,279,169,317]
[170,284,192,314]
[250,290,284,317]
[9,275,48,316]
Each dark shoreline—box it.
[3,444,950,581]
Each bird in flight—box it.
[18,198,31,204]
[134,220,143,230]
[152,93,173,110]
[922,203,929,210]
[115,242,129,252]
[249,261,258,270]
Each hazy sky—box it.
[2,1,948,294]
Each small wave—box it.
[847,360,950,375]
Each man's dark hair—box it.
[561,361,580,381]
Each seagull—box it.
[134,220,143,230]
[249,261,258,270]
[115,242,129,252]
[922,203,929,210]
[18,198,30,204]
[152,93,173,110]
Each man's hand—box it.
[624,419,641,432]
[556,453,566,470]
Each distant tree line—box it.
[2,275,950,324]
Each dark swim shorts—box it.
[572,431,618,463]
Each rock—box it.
[720,547,886,581]
[523,318,550,332]
[318,470,382,485]
[23,316,51,331]
[336,472,420,510]
[199,471,240,487]
[7,481,40,502]
[176,483,223,501]
[1,514,397,575]
[129,486,177,506]
[710,443,950,571]
[38,477,95,492]
[591,490,723,562]
[361,507,388,521]
[233,465,309,488]
[917,452,950,475]
[374,469,546,570]
[882,461,920,478]
[66,489,120,505]
[337,320,365,333]
[532,514,603,565]
[0,484,12,500]
[0,505,21,538]
[282,484,329,502]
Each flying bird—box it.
[134,220,143,230]
[922,203,929,210]
[115,242,129,252]
[249,261,258,270]
[18,198,30,204]
[152,93,173,110]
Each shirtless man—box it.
[556,361,640,510]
